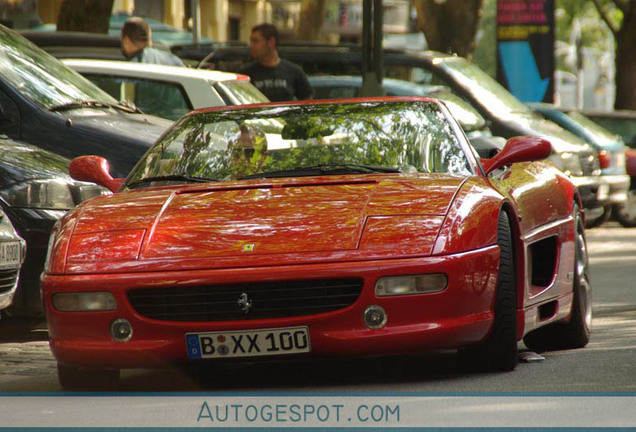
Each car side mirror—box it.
[481,136,552,175]
[69,156,124,193]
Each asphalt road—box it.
[1,222,635,392]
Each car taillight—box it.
[598,150,611,169]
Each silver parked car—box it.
[0,208,25,313]
[63,59,269,121]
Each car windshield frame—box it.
[0,25,118,110]
[124,100,475,189]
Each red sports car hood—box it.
[66,175,465,271]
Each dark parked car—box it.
[174,43,606,222]
[19,30,125,61]
[0,207,26,314]
[0,25,172,178]
[528,103,630,227]
[0,136,109,316]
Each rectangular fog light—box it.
[52,292,117,312]
[375,274,447,296]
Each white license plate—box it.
[0,241,21,269]
[186,326,311,359]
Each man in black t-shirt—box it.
[239,23,313,102]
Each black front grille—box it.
[0,269,19,294]
[127,278,363,322]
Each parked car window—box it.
[313,85,359,99]
[0,26,117,110]
[588,115,636,148]
[80,73,192,120]
[214,80,270,105]
[385,65,436,85]
[127,100,473,187]
[565,111,623,146]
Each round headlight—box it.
[110,318,133,342]
[363,305,387,329]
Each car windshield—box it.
[125,100,473,188]
[439,58,533,117]
[0,26,118,110]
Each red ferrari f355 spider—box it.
[42,97,591,389]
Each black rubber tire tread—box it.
[57,363,120,391]
[585,206,611,229]
[563,204,593,347]
[459,211,518,372]
[523,204,592,352]
[613,190,636,228]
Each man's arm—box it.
[296,69,314,100]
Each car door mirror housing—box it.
[481,136,552,175]
[69,156,124,193]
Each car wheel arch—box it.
[433,179,505,255]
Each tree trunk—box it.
[413,0,483,60]
[295,0,328,41]
[614,5,636,110]
[57,0,114,33]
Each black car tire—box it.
[523,204,592,351]
[57,363,120,391]
[614,188,636,228]
[459,211,518,372]
[585,205,611,229]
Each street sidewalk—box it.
[0,316,56,389]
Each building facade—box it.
[34,0,409,43]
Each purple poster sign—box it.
[496,0,555,102]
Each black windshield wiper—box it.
[239,163,401,180]
[49,99,141,113]
[126,175,214,188]
[304,164,401,173]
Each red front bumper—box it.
[43,246,500,369]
